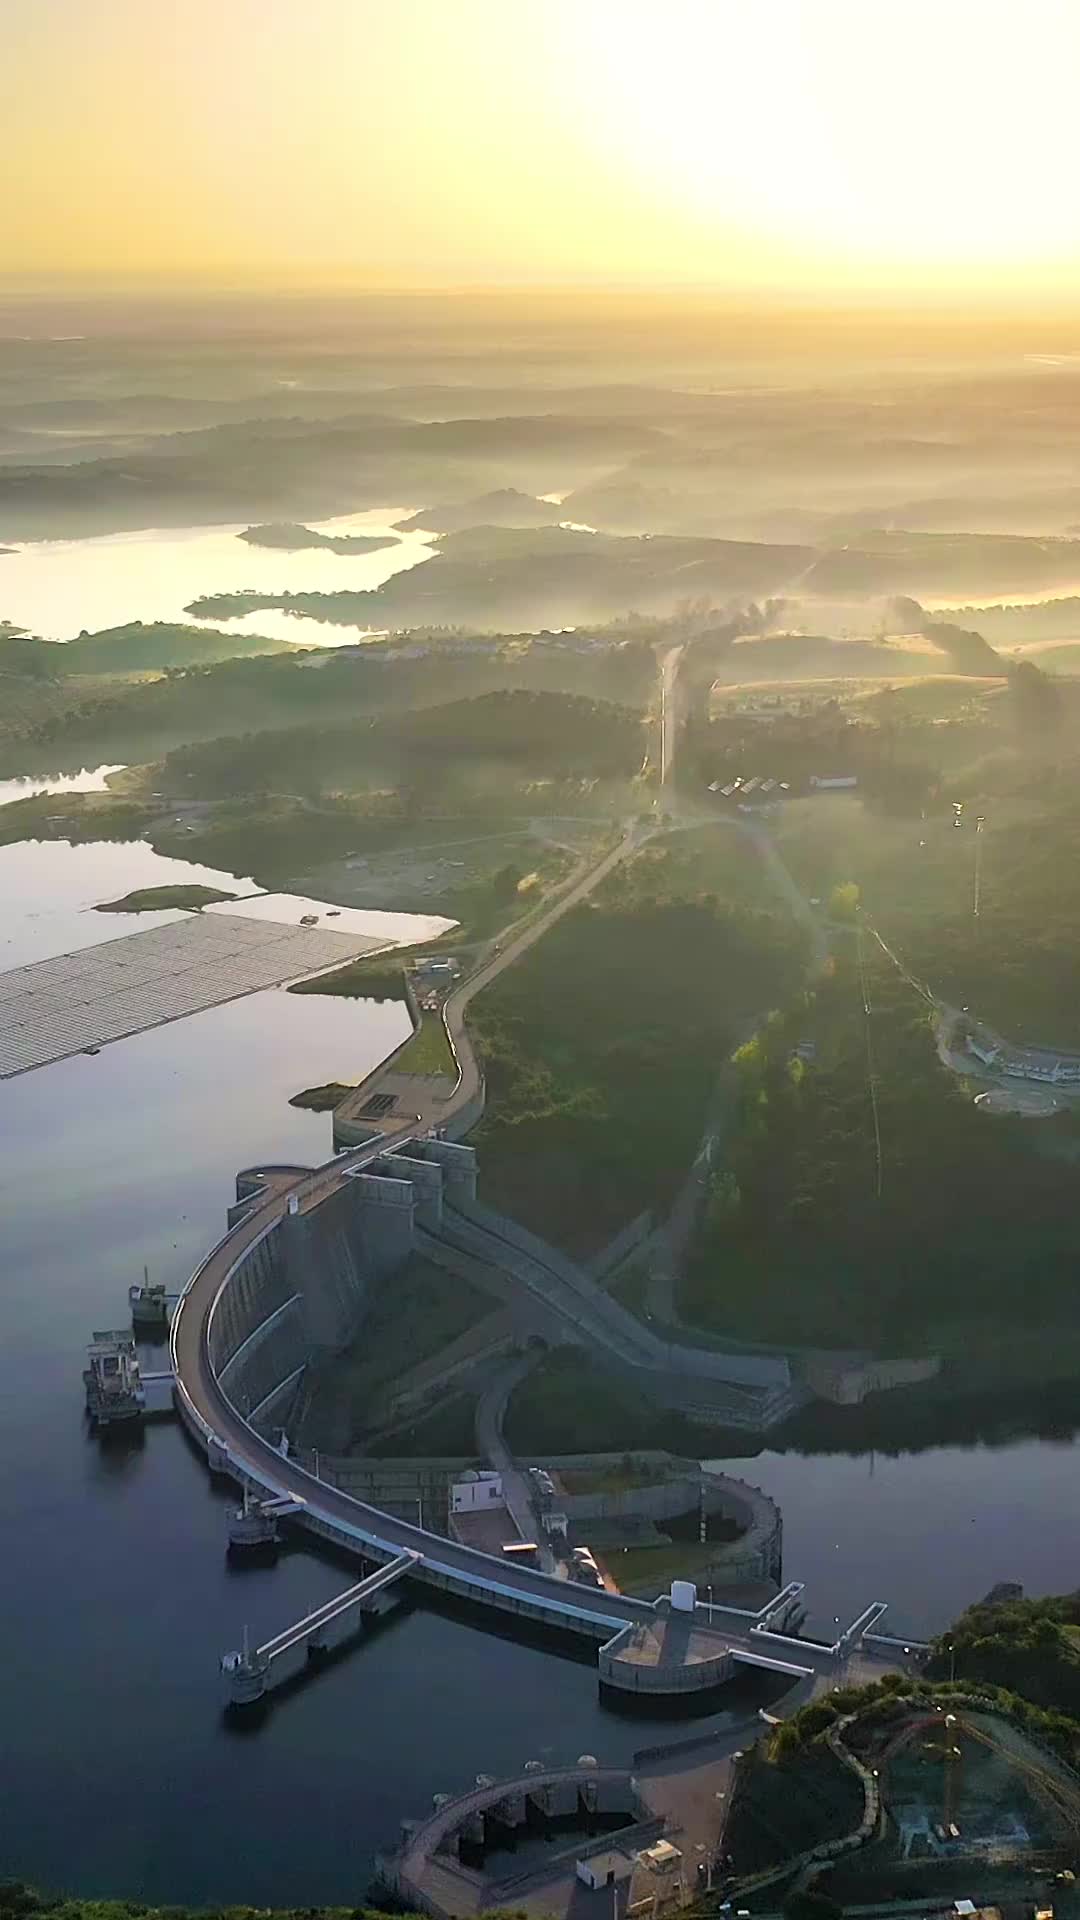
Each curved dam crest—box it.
[170,1128,913,1701]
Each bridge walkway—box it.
[429,1200,795,1424]
[257,1551,419,1663]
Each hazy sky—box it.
[6,0,1080,293]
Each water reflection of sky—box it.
[0,505,434,646]
[0,763,127,809]
[705,1434,1080,1641]
[0,837,261,966]
[204,888,454,946]
[0,839,454,968]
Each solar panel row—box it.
[0,913,382,1079]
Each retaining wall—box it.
[464,1197,792,1393]
[280,1180,374,1350]
[599,1616,736,1695]
[208,1225,291,1373]
[542,1456,783,1585]
[440,1074,485,1141]
[219,1298,306,1419]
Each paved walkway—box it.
[473,1349,557,1569]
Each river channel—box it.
[3,840,1080,1906]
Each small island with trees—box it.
[95,884,237,913]
[239,523,397,556]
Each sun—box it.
[562,0,1080,285]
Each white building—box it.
[450,1470,504,1514]
[576,1850,635,1891]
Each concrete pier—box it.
[220,1550,419,1704]
[226,1486,304,1554]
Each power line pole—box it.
[973,814,985,920]
[856,916,884,1200]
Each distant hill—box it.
[239,522,397,556]
[804,528,1080,599]
[886,595,1005,674]
[0,632,57,679]
[0,413,662,539]
[57,621,297,673]
[711,630,937,683]
[153,687,646,798]
[188,526,815,633]
[934,596,1080,643]
[394,490,561,533]
[924,620,1004,674]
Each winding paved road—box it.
[441,823,638,1101]
[335,820,639,1139]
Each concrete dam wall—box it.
[208,1222,293,1376]
[211,1141,479,1443]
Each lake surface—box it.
[204,888,456,947]
[0,838,454,970]
[704,1436,1080,1637]
[5,836,1080,1904]
[0,837,260,967]
[0,506,434,647]
[0,763,126,809]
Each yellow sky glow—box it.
[4,0,1080,292]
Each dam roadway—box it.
[170,1134,906,1686]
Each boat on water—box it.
[84,1330,146,1426]
[129,1267,169,1331]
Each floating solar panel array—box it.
[0,912,381,1078]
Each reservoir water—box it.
[0,506,434,647]
[0,838,261,967]
[0,838,455,970]
[0,764,127,809]
[4,838,1080,1904]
